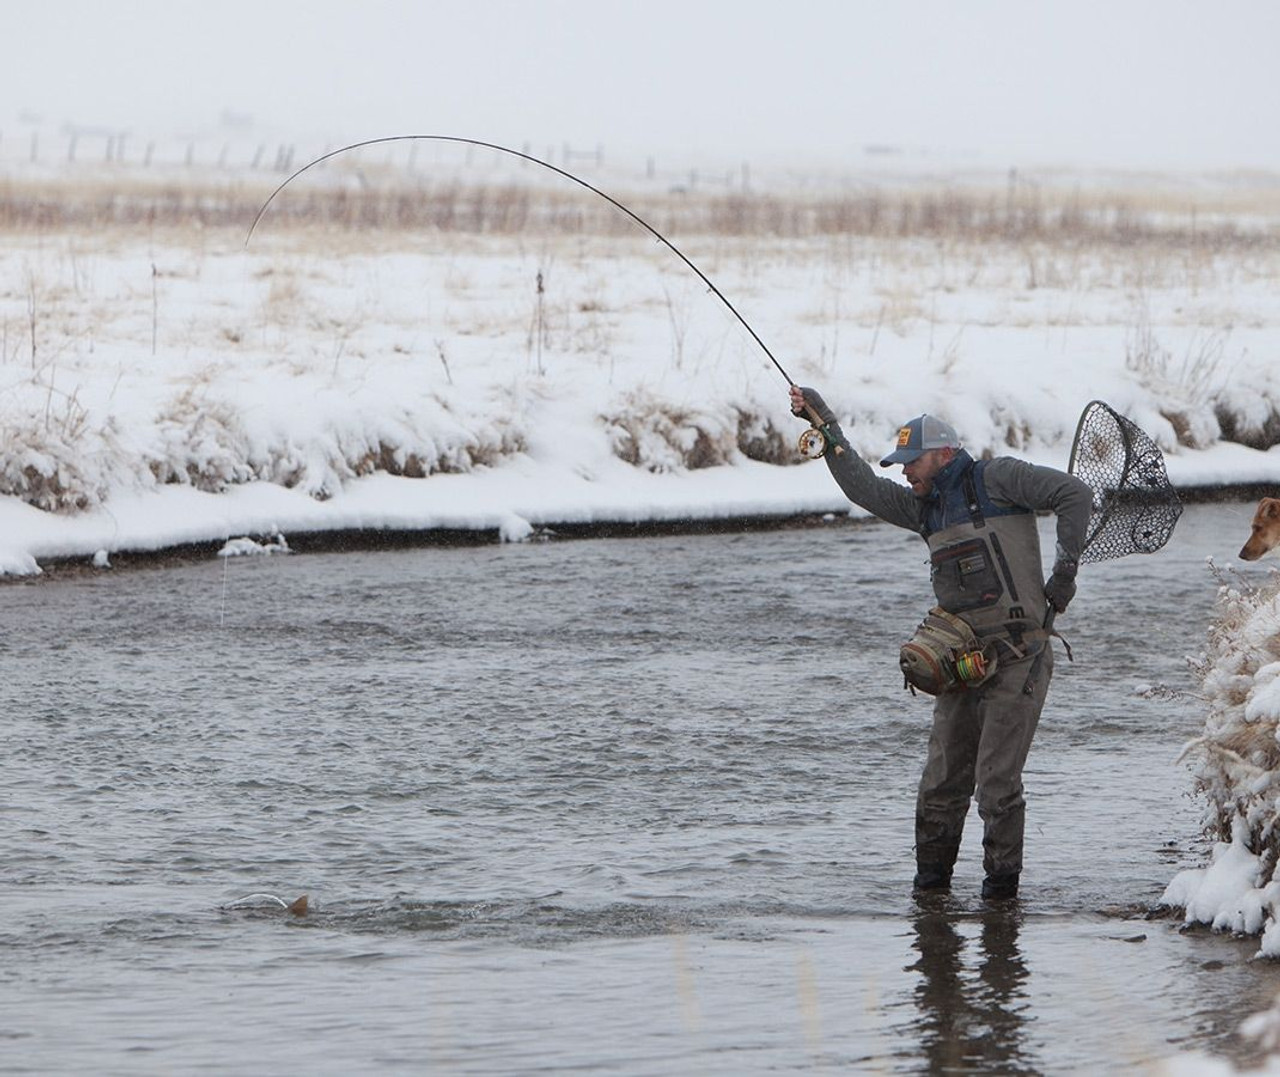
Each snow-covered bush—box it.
[0,407,118,512]
[1214,380,1280,452]
[0,378,529,512]
[602,393,798,472]
[604,393,737,472]
[1163,566,1280,956]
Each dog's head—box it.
[1240,497,1280,561]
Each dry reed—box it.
[2,173,1276,252]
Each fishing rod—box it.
[245,134,838,457]
[248,134,794,377]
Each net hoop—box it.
[1068,400,1183,564]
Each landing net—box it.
[1068,400,1183,564]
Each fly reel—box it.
[797,424,844,460]
[796,426,829,459]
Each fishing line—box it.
[220,547,229,629]
[244,134,798,386]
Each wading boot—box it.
[912,863,953,893]
[981,873,1019,901]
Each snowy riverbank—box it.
[2,163,1278,576]
[1158,567,1280,1073]
[1,443,1278,578]
[1161,569,1280,952]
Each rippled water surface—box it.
[3,502,1278,1073]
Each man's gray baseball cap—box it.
[879,414,962,467]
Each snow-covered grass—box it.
[0,164,1278,575]
[1162,566,1280,956]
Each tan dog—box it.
[1240,498,1280,560]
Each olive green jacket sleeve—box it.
[980,457,1094,568]
[820,422,924,533]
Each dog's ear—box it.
[1264,498,1280,520]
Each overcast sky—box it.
[7,0,1278,173]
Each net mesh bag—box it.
[1068,400,1183,564]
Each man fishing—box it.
[790,385,1093,900]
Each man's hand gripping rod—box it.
[791,385,845,460]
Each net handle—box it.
[1028,399,1149,694]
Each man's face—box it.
[901,448,952,498]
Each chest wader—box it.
[913,461,1054,883]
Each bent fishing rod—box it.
[247,136,791,371]
[245,134,837,455]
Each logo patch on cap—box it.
[897,426,913,447]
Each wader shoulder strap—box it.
[962,466,985,530]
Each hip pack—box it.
[899,607,999,696]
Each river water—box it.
[2,501,1278,1074]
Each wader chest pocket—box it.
[931,538,1004,612]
